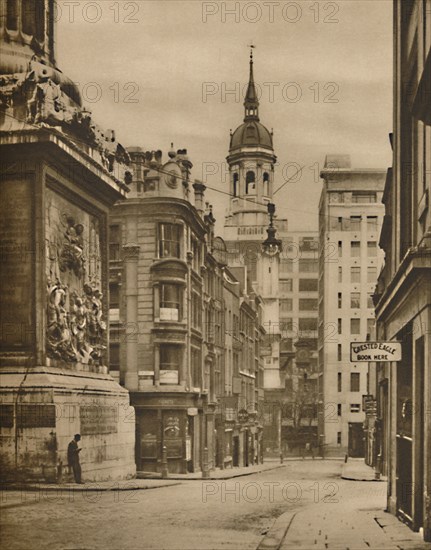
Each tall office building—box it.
[318,155,385,456]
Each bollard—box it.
[161,445,168,479]
[202,447,210,479]
[280,451,284,464]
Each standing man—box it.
[67,434,83,484]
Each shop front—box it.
[133,394,203,474]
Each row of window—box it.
[337,318,374,335]
[279,278,318,293]
[337,241,377,257]
[330,215,378,231]
[279,318,318,331]
[280,259,319,273]
[337,266,377,283]
[338,372,360,392]
[279,299,318,312]
[337,292,374,309]
[110,223,201,265]
[329,192,377,204]
[232,171,270,197]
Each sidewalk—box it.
[260,505,431,550]
[341,457,386,481]
[138,460,286,480]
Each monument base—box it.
[0,366,136,483]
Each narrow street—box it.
[2,461,428,550]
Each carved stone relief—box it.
[45,189,106,365]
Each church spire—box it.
[244,46,259,122]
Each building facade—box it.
[318,155,386,457]
[373,0,430,540]
[109,146,215,474]
[0,0,135,482]
[278,232,319,454]
[110,146,265,474]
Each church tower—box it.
[224,49,288,283]
[225,49,278,239]
[224,51,288,409]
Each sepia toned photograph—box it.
[0,1,430,549]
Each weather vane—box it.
[248,43,256,60]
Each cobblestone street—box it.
[2,461,429,550]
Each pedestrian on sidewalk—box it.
[67,434,83,484]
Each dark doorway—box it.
[233,436,240,467]
[348,422,364,457]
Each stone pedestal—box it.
[0,130,136,482]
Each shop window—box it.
[158,223,181,258]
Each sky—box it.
[57,0,393,233]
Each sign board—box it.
[350,342,402,362]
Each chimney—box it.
[193,180,206,217]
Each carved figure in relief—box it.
[59,216,86,277]
[46,279,106,365]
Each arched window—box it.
[233,173,239,197]
[246,171,255,194]
[263,172,270,196]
